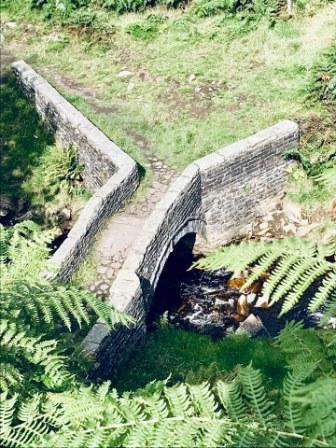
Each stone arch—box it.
[84,120,300,377]
[152,218,203,292]
[137,217,204,318]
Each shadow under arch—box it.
[147,232,197,325]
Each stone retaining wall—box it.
[84,120,299,377]
[12,61,139,281]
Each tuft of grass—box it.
[126,14,168,40]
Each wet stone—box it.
[236,314,265,337]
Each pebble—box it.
[117,70,133,79]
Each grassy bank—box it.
[114,321,335,393]
[1,1,335,173]
[0,63,89,229]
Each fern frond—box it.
[242,247,283,290]
[193,240,270,276]
[0,319,71,393]
[282,365,316,434]
[280,261,332,315]
[3,368,334,448]
[1,278,133,331]
[275,321,328,369]
[217,380,248,422]
[308,270,336,313]
[291,378,336,442]
[196,236,335,316]
[0,394,58,448]
[188,382,219,417]
[0,364,23,393]
[238,365,273,425]
[262,254,301,299]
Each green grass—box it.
[2,1,335,174]
[115,322,289,392]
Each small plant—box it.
[102,0,149,13]
[308,42,336,110]
[191,0,278,19]
[126,15,167,40]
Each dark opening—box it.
[148,233,197,325]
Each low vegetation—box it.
[2,320,336,446]
[0,72,89,229]
[1,0,335,174]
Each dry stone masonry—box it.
[12,61,139,281]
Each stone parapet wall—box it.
[12,61,139,281]
[84,120,299,377]
[197,120,299,245]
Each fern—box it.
[282,364,316,434]
[1,278,131,331]
[239,364,273,425]
[0,319,71,393]
[275,321,334,373]
[0,220,133,397]
[309,41,336,109]
[1,358,335,448]
[308,270,336,313]
[194,236,336,317]
[1,322,335,445]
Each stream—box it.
[150,236,324,338]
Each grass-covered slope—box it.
[1,1,335,171]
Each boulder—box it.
[236,314,265,337]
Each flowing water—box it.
[150,236,322,338]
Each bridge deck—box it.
[88,153,176,296]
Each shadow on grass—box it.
[0,71,54,224]
[114,324,287,393]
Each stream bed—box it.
[150,238,324,339]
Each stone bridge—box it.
[84,121,299,376]
[12,61,299,376]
